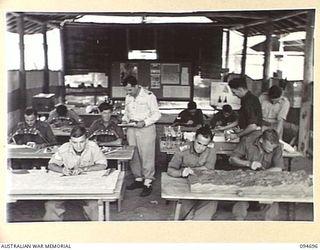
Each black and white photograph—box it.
[2,1,318,244]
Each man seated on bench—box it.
[44,125,107,221]
[87,102,124,146]
[47,104,82,127]
[167,125,217,220]
[228,129,283,220]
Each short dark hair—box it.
[56,104,68,116]
[25,107,37,116]
[122,75,138,87]
[228,78,247,89]
[268,85,282,99]
[187,101,197,110]
[195,125,213,140]
[222,104,232,113]
[70,125,87,138]
[98,102,113,112]
[261,129,280,144]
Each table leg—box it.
[286,203,296,221]
[98,200,104,221]
[174,201,182,221]
[118,182,126,212]
[287,158,292,172]
[104,202,110,221]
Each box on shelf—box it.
[32,93,55,112]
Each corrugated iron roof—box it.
[6,10,313,36]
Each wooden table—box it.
[7,169,125,221]
[7,145,135,170]
[161,172,313,220]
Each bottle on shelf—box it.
[218,96,222,103]
[224,96,228,103]
[176,125,182,145]
[166,126,173,149]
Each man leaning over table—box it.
[226,78,262,143]
[228,129,283,220]
[121,75,161,197]
[43,125,107,221]
[167,125,218,220]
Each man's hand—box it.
[182,167,194,177]
[26,141,36,148]
[62,167,73,176]
[135,121,145,128]
[225,133,238,141]
[250,161,262,170]
[186,120,194,125]
[72,168,83,176]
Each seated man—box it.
[8,107,57,148]
[228,129,283,220]
[173,101,204,128]
[259,85,290,139]
[44,125,107,221]
[47,104,82,127]
[210,104,238,131]
[87,102,124,146]
[167,125,217,220]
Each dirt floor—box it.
[7,155,313,222]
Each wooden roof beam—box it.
[11,12,60,29]
[231,10,309,31]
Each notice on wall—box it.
[163,86,190,98]
[181,67,189,85]
[161,64,180,84]
[150,63,161,89]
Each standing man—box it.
[8,107,57,147]
[122,75,161,197]
[167,126,218,220]
[229,129,283,220]
[226,78,262,142]
[259,85,290,139]
[44,125,107,221]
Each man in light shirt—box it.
[122,75,161,197]
[259,85,290,139]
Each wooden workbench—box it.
[161,172,313,221]
[8,169,125,221]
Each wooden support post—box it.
[59,28,66,103]
[225,30,230,70]
[262,22,273,92]
[240,30,248,77]
[298,10,314,155]
[42,23,49,93]
[17,14,26,114]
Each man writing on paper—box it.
[44,125,107,221]
[167,126,218,220]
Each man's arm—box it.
[236,123,259,138]
[48,163,64,173]
[167,151,184,177]
[216,120,238,131]
[229,142,252,169]
[268,145,284,172]
[144,94,161,126]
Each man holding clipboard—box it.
[121,75,161,197]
